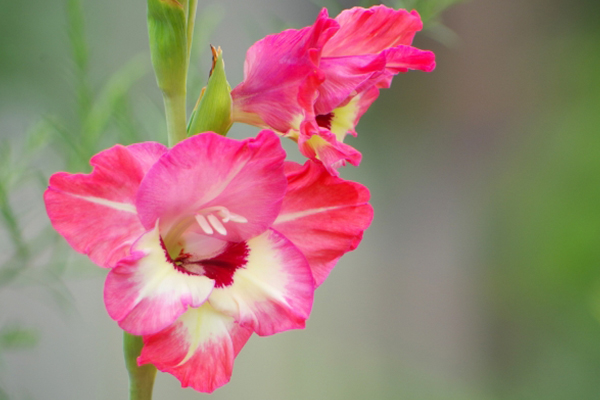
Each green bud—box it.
[147,0,187,97]
[188,46,233,136]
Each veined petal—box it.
[139,303,252,393]
[105,224,215,335]
[231,9,339,134]
[323,6,424,57]
[274,161,373,286]
[209,229,314,336]
[136,131,287,244]
[44,142,167,268]
[318,7,434,110]
[314,53,386,115]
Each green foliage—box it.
[388,0,464,24]
[486,30,600,400]
[81,55,149,148]
[0,3,153,397]
[0,325,39,351]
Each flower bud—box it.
[147,0,187,97]
[188,46,232,136]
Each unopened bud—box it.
[188,46,232,136]
[147,0,187,97]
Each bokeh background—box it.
[2,0,600,399]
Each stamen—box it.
[195,206,248,235]
[195,214,214,235]
[207,214,227,235]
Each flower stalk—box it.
[124,332,157,400]
[147,0,188,146]
[163,93,188,147]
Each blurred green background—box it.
[2,0,600,399]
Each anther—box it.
[195,214,214,235]
[195,206,248,236]
[207,214,227,235]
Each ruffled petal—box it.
[44,142,167,268]
[297,124,362,175]
[274,161,373,286]
[231,9,339,134]
[318,7,434,110]
[208,229,314,336]
[136,131,287,244]
[105,224,215,335]
[314,53,386,115]
[323,6,424,57]
[139,303,252,393]
[315,86,380,142]
[383,45,436,74]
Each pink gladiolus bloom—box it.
[231,6,435,175]
[44,131,372,392]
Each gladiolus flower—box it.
[231,5,435,175]
[44,131,372,392]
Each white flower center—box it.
[194,206,247,236]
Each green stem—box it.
[164,93,187,147]
[124,332,157,400]
[186,0,198,67]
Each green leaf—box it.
[24,119,52,153]
[0,325,39,350]
[82,54,148,147]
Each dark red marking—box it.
[316,113,333,130]
[169,241,249,288]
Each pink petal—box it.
[323,6,424,57]
[139,303,252,393]
[274,161,373,286]
[314,53,386,115]
[231,9,339,134]
[297,124,362,175]
[383,45,436,74]
[104,224,215,335]
[136,131,287,243]
[344,85,380,136]
[44,142,167,268]
[314,85,380,141]
[314,6,434,119]
[208,229,315,336]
